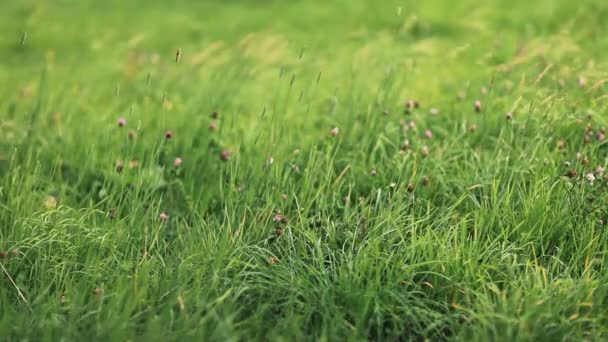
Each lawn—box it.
[2,0,608,340]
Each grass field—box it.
[2,0,608,340]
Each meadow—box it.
[2,0,608,340]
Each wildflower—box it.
[505,112,513,120]
[408,121,416,130]
[116,160,124,173]
[330,127,339,137]
[565,169,578,178]
[11,249,19,257]
[599,133,606,142]
[469,124,477,133]
[596,166,605,176]
[268,256,280,264]
[421,176,430,186]
[557,139,566,150]
[128,160,139,169]
[407,183,415,192]
[429,108,439,115]
[474,100,482,112]
[421,145,429,157]
[159,212,169,221]
[173,157,183,168]
[44,195,58,209]
[128,130,137,139]
[578,76,587,88]
[370,169,378,176]
[275,227,283,237]
[220,150,230,161]
[273,213,288,224]
[480,86,488,95]
[405,99,419,111]
[165,130,174,139]
[402,139,411,151]
[424,129,433,139]
[93,287,104,296]
[586,172,596,184]
[118,118,127,127]
[208,122,218,131]
[211,111,220,119]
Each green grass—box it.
[2,0,608,340]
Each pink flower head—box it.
[118,118,127,127]
[424,129,433,139]
[116,160,124,173]
[421,145,429,157]
[272,213,283,223]
[405,99,419,110]
[208,122,218,131]
[159,212,169,221]
[586,172,595,185]
[165,130,174,139]
[174,157,183,167]
[220,150,230,161]
[330,127,339,137]
[578,76,587,88]
[474,100,482,112]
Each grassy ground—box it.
[2,0,608,340]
